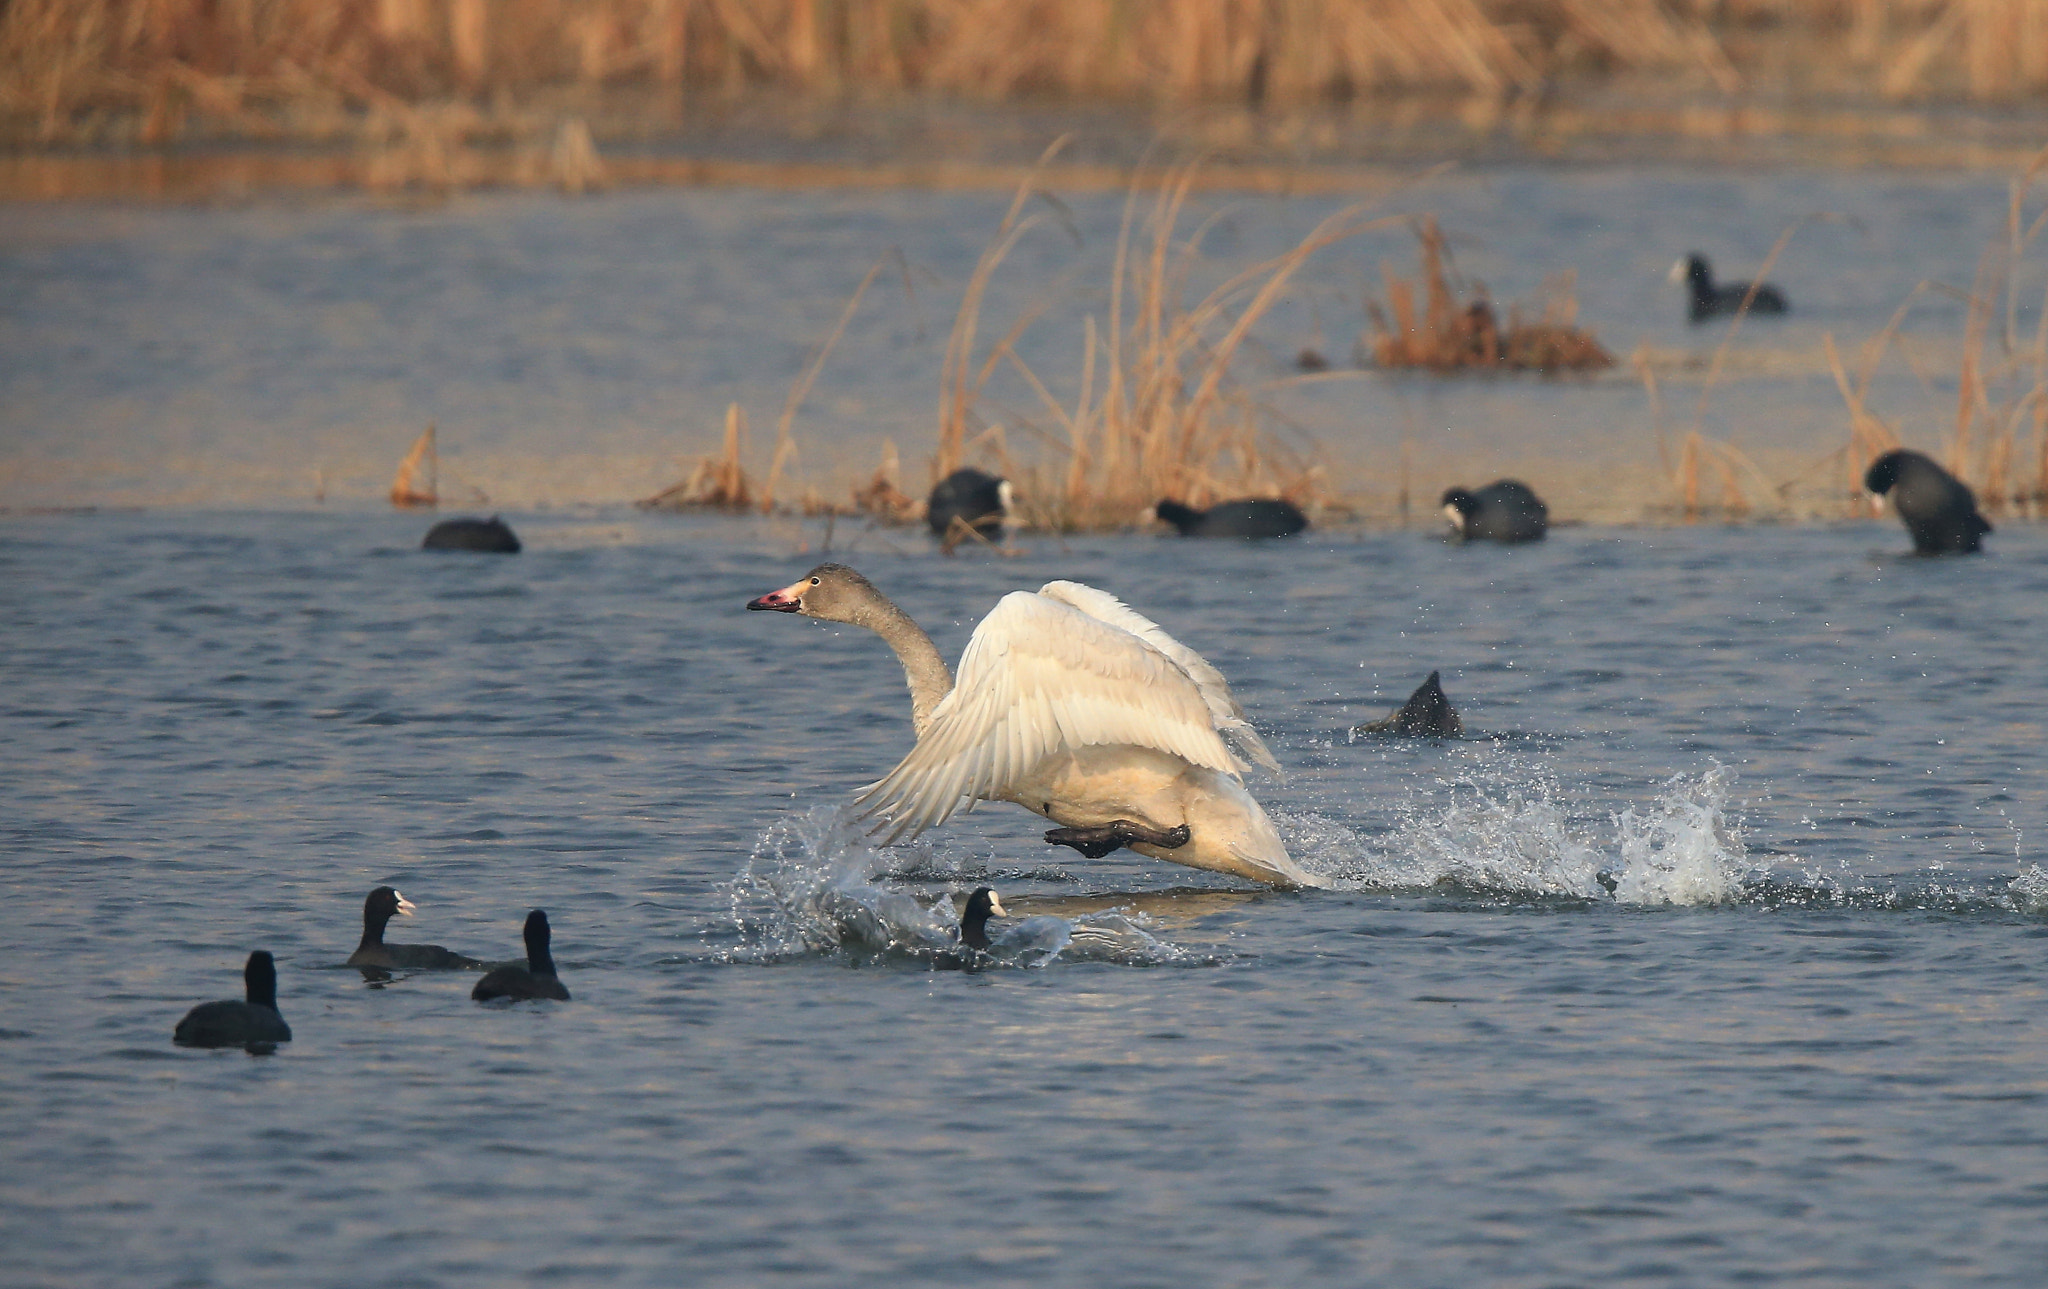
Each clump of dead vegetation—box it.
[929,155,1375,531]
[1367,218,1613,375]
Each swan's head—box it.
[746,563,877,622]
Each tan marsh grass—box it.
[7,1,2048,144]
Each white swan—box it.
[747,564,1317,889]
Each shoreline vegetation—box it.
[6,4,2046,531]
[6,0,2048,154]
[620,148,2048,535]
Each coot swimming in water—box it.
[347,887,484,971]
[173,951,292,1049]
[1152,498,1308,539]
[1864,449,1992,555]
[471,910,570,1002]
[1441,480,1548,543]
[926,469,1011,544]
[1672,254,1788,324]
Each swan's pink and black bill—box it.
[747,583,803,612]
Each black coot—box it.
[347,887,484,971]
[1441,480,1548,543]
[929,887,1008,970]
[958,887,1007,951]
[1674,254,1788,324]
[1354,671,1462,738]
[1153,498,1308,539]
[423,516,521,553]
[1864,449,1992,554]
[926,470,1011,541]
[173,951,292,1049]
[472,910,570,1002]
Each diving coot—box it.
[1864,449,1992,555]
[1153,498,1308,539]
[1354,671,1463,738]
[472,910,570,1002]
[422,516,521,553]
[1441,480,1548,543]
[173,951,292,1049]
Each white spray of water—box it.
[2008,865,2048,916]
[720,803,1201,967]
[1290,754,1750,905]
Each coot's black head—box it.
[958,887,1008,950]
[1152,500,1204,534]
[521,909,557,976]
[1674,253,1711,287]
[362,886,417,935]
[244,950,279,1009]
[1440,488,1477,526]
[1864,449,1910,496]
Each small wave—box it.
[706,804,1208,968]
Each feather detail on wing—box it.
[1036,581,1284,776]
[855,590,1243,841]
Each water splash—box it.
[1609,766,1747,905]
[711,803,1206,967]
[1292,756,1750,905]
[2009,865,2048,916]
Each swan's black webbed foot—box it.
[1043,820,1192,858]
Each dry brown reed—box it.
[1824,147,2048,516]
[638,402,754,510]
[7,1,2046,144]
[936,157,1383,531]
[389,423,438,507]
[1368,218,1613,374]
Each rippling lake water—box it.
[4,506,2045,1285]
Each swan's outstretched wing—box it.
[1037,580,1283,776]
[855,591,1241,841]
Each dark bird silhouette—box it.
[347,887,484,971]
[423,515,521,553]
[928,887,1009,970]
[1354,671,1463,738]
[926,469,1011,544]
[1864,449,1992,555]
[1672,254,1788,324]
[173,951,292,1049]
[1441,480,1548,543]
[957,887,1007,951]
[1152,498,1308,539]
[472,910,570,1002]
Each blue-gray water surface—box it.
[3,508,2046,1286]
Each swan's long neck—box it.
[848,596,954,736]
